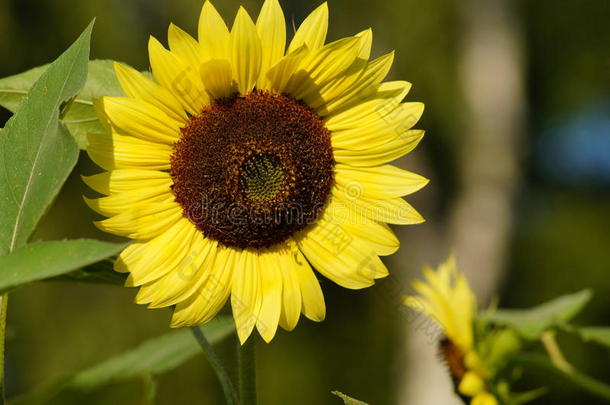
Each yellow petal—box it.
[277,244,302,330]
[232,249,263,344]
[256,0,286,89]
[355,28,373,60]
[335,164,429,199]
[285,37,361,100]
[404,292,449,333]
[319,199,398,264]
[324,198,400,255]
[82,169,170,195]
[149,36,208,115]
[257,250,283,342]
[114,62,187,123]
[341,220,399,256]
[409,279,453,333]
[170,246,236,327]
[331,102,425,149]
[265,45,309,93]
[333,130,424,167]
[168,23,204,69]
[306,63,366,110]
[200,59,234,99]
[333,185,425,225]
[95,200,182,240]
[198,0,230,60]
[196,246,237,323]
[134,231,203,304]
[304,29,373,110]
[320,51,395,115]
[141,237,218,308]
[287,2,328,53]
[84,191,171,217]
[296,214,386,289]
[86,132,172,171]
[96,97,181,145]
[115,217,196,285]
[302,37,361,81]
[231,7,262,94]
[405,255,476,351]
[293,245,326,321]
[324,81,412,131]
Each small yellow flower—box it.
[472,391,498,405]
[459,371,485,397]
[405,255,476,353]
[405,256,498,405]
[84,0,427,344]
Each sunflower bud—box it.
[458,371,485,397]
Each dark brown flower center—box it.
[439,338,470,402]
[440,338,467,381]
[170,90,334,249]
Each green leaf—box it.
[480,328,522,371]
[62,60,125,148]
[0,22,94,256]
[508,353,610,401]
[51,258,128,286]
[483,290,592,340]
[0,240,126,294]
[10,318,235,404]
[65,318,235,391]
[331,391,370,405]
[0,59,124,149]
[0,65,48,112]
[571,326,610,348]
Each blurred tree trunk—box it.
[450,0,526,300]
[399,0,526,403]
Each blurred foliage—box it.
[0,0,608,404]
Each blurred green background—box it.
[0,0,609,404]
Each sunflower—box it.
[84,0,427,344]
[405,256,498,405]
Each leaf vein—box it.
[8,50,81,252]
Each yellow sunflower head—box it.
[405,255,476,352]
[84,0,427,344]
[405,256,498,405]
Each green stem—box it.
[0,294,7,405]
[510,353,610,401]
[238,337,257,405]
[190,326,238,405]
[541,331,573,372]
